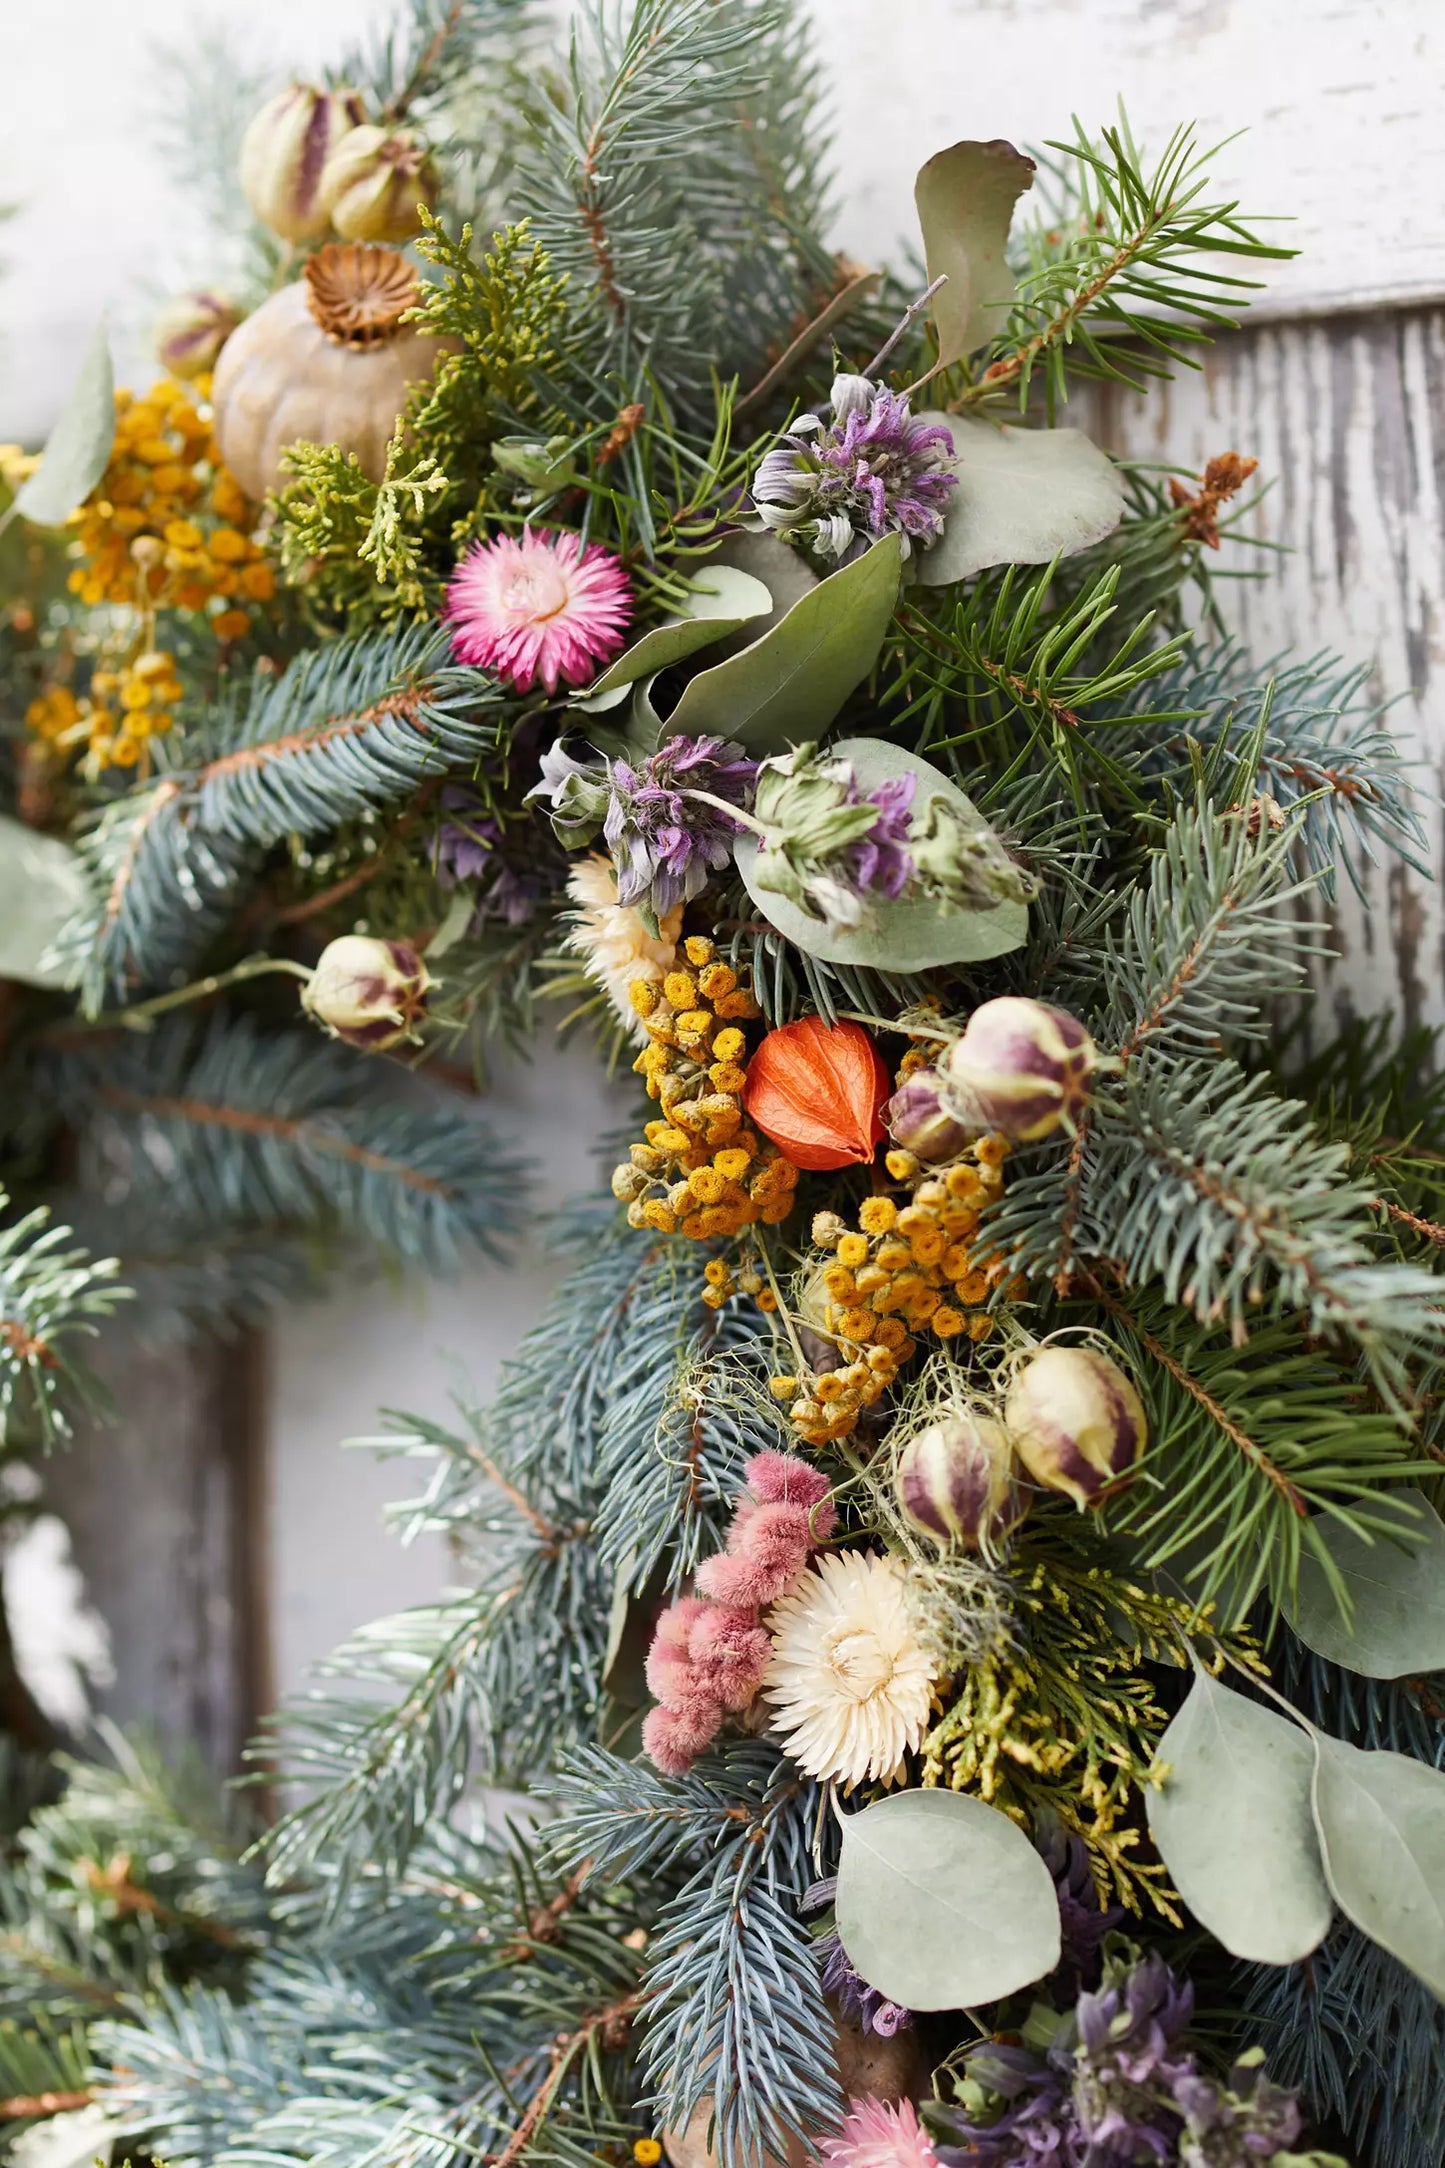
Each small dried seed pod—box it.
[239,82,368,242]
[154,290,241,380]
[1004,1343,1146,1508]
[885,1066,972,1162]
[896,1414,1029,1549]
[319,124,440,244]
[302,935,431,1052]
[944,996,1096,1142]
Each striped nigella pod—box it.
[896,1414,1030,1550]
[239,83,369,243]
[943,997,1096,1142]
[1004,1344,1147,1509]
[885,1067,974,1162]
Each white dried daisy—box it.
[564,853,683,1037]
[764,1550,936,1788]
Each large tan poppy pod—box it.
[210,243,447,499]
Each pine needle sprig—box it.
[0,1194,125,1447]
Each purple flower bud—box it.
[1004,1344,1146,1509]
[885,1067,971,1162]
[154,292,241,381]
[945,996,1096,1142]
[897,1414,1029,1550]
[302,935,430,1052]
[239,83,369,243]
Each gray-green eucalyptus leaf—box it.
[0,814,91,989]
[835,1788,1060,2011]
[915,414,1125,586]
[576,564,775,710]
[12,320,115,529]
[914,140,1035,364]
[1311,1733,1445,1999]
[734,738,1028,969]
[1146,1669,1332,1964]
[660,534,903,753]
[1290,1491,1445,1678]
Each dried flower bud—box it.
[239,83,368,242]
[885,1067,971,1163]
[319,124,440,245]
[302,935,431,1051]
[944,997,1096,1142]
[154,291,241,380]
[897,1414,1029,1550]
[1004,1343,1146,1509]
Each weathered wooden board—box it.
[1079,309,1445,1036]
[813,0,1445,320]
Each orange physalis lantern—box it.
[743,1016,889,1171]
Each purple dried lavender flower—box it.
[844,770,916,899]
[1040,1823,1126,2000]
[603,734,758,919]
[434,788,542,929]
[817,1930,913,2039]
[751,372,957,565]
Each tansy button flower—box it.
[445,528,631,694]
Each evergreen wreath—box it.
[1,4,1443,2166]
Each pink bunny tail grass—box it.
[445,528,631,694]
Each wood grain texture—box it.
[812,0,1445,319]
[1080,308,1445,1034]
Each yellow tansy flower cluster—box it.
[773,1136,1016,1448]
[611,935,800,1290]
[26,377,275,772]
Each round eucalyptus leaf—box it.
[576,565,775,709]
[0,813,89,988]
[706,530,821,647]
[663,534,903,754]
[1312,1734,1445,1998]
[1290,1492,1445,1679]
[13,319,115,529]
[1147,1669,1332,1964]
[734,737,1028,969]
[835,1788,1060,2011]
[914,414,1125,586]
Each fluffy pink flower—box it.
[745,1451,834,1515]
[645,1595,711,1708]
[445,528,631,694]
[822,2097,940,2168]
[697,1500,816,1608]
[688,1604,772,1711]
[642,1696,722,1775]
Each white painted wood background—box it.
[4,0,1445,1743]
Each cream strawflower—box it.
[764,1550,935,1788]
[565,853,683,1037]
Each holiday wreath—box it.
[1,4,1444,2166]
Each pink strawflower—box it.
[822,2097,940,2168]
[745,1451,834,1515]
[645,1595,711,1708]
[445,528,631,694]
[697,1500,816,1608]
[688,1604,772,1711]
[642,1696,722,1775]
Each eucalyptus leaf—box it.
[835,1788,1060,2011]
[1290,1491,1445,1678]
[1312,1733,1445,1999]
[660,534,903,754]
[915,415,1125,587]
[1146,1669,1332,1964]
[0,814,90,989]
[12,319,115,528]
[734,738,1028,969]
[914,139,1035,364]
[706,531,820,652]
[576,565,775,709]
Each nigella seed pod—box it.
[944,996,1096,1142]
[239,83,369,242]
[885,1067,972,1162]
[301,935,431,1052]
[1004,1344,1147,1509]
[896,1415,1029,1550]
[319,124,440,245]
[154,291,241,380]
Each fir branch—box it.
[334,0,544,120]
[0,1194,125,1447]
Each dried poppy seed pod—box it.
[319,124,440,245]
[239,83,368,242]
[154,291,241,380]
[885,1067,972,1163]
[897,1414,1029,1550]
[944,996,1096,1142]
[1004,1343,1146,1509]
[302,935,431,1051]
